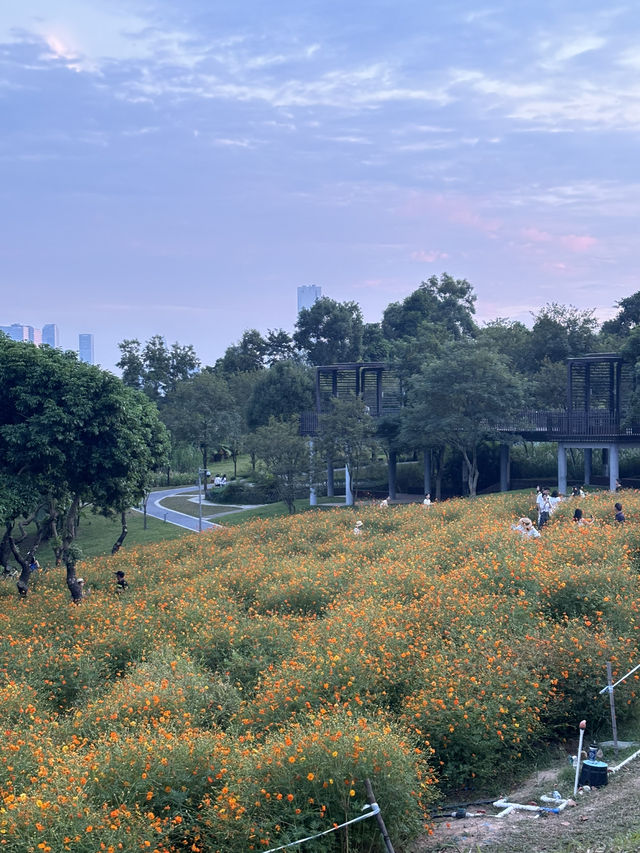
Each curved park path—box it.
[134,486,267,532]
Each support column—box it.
[345,465,354,506]
[309,440,317,506]
[558,444,568,496]
[609,444,620,493]
[388,451,397,500]
[499,443,510,493]
[423,449,432,497]
[327,461,334,497]
[584,448,592,486]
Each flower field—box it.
[1,490,639,852]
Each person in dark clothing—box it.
[614,502,625,523]
[114,570,129,591]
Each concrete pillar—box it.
[327,461,334,497]
[609,444,620,493]
[388,451,397,500]
[309,440,317,506]
[558,444,568,496]
[584,448,592,485]
[345,465,353,506]
[499,444,510,493]
[423,449,431,497]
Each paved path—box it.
[133,486,220,532]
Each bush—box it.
[208,477,280,505]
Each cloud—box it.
[410,249,449,263]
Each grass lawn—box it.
[158,495,245,518]
[72,508,188,562]
[218,497,345,525]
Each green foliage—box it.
[294,297,364,365]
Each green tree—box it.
[294,298,364,366]
[263,329,298,365]
[116,335,199,399]
[246,361,315,430]
[215,330,267,374]
[160,372,236,487]
[382,274,477,342]
[252,417,311,513]
[0,338,169,599]
[477,319,532,375]
[403,341,523,497]
[529,303,598,365]
[318,396,377,503]
[601,291,640,337]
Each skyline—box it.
[2,1,640,372]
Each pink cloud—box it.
[520,227,598,253]
[410,249,449,263]
[397,192,501,237]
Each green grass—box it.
[72,509,187,561]
[158,495,245,518]
[218,497,346,525]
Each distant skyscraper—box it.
[1,323,31,341]
[79,333,94,364]
[42,324,60,347]
[297,285,322,313]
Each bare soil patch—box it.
[410,750,640,852]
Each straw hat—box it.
[519,517,533,529]
[355,520,363,527]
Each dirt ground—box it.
[411,748,640,853]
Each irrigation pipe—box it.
[598,663,640,695]
[262,802,380,853]
[609,747,640,774]
[493,798,564,817]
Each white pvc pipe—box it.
[609,747,640,774]
[574,724,586,797]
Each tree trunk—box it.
[7,524,30,597]
[111,512,128,554]
[61,496,83,602]
[461,447,479,498]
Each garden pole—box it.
[606,661,619,755]
[364,779,395,853]
[573,720,586,796]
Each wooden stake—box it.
[364,779,396,853]
[606,661,619,755]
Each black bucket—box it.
[579,760,608,787]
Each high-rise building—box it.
[79,333,94,365]
[42,324,60,347]
[1,323,31,341]
[297,284,322,313]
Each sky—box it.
[2,0,640,372]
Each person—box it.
[616,479,622,492]
[573,508,593,526]
[423,493,432,506]
[28,555,40,573]
[213,475,222,487]
[614,502,625,523]
[220,475,227,486]
[353,520,363,535]
[114,570,129,591]
[549,490,563,512]
[539,490,552,529]
[379,496,389,507]
[512,517,540,538]
[536,488,548,526]
[571,486,580,497]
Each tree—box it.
[0,338,169,600]
[403,341,523,497]
[252,417,311,513]
[116,335,200,399]
[382,274,477,342]
[160,372,237,488]
[477,319,532,375]
[263,329,298,365]
[601,291,640,337]
[215,330,267,374]
[317,396,377,502]
[529,304,598,365]
[294,298,364,366]
[246,361,315,430]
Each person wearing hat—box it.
[353,520,363,535]
[512,517,540,538]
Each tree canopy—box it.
[0,337,169,599]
